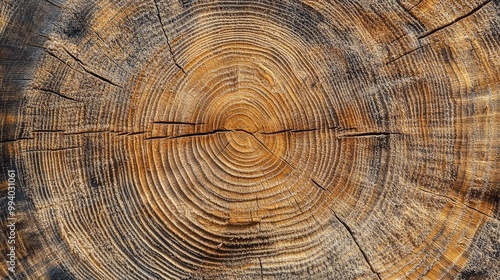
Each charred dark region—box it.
[61,4,94,39]
[47,265,76,280]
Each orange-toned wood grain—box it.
[1,0,499,279]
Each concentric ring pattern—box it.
[4,0,500,279]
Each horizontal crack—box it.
[62,130,122,136]
[0,138,34,144]
[338,132,402,138]
[25,126,404,142]
[152,121,204,125]
[31,129,66,133]
[144,129,231,140]
[142,127,403,141]
[22,146,80,152]
[125,131,147,136]
[258,128,316,135]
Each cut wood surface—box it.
[1,0,500,279]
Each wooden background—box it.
[1,0,499,279]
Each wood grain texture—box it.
[1,0,499,279]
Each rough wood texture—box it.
[1,0,500,279]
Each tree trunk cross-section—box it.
[1,0,500,279]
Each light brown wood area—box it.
[1,0,499,279]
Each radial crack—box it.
[45,0,62,8]
[46,50,79,71]
[311,179,332,193]
[153,0,186,74]
[257,126,341,135]
[246,132,298,171]
[250,132,331,202]
[418,0,492,39]
[408,0,423,11]
[333,212,381,280]
[418,188,497,220]
[82,67,121,87]
[247,132,275,153]
[62,46,86,65]
[216,140,232,156]
[31,86,79,102]
[259,258,264,280]
[61,47,122,87]
[386,44,428,65]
